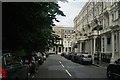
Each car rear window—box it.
[82,54,92,58]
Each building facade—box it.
[73,1,120,63]
[49,26,74,54]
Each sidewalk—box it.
[93,60,109,69]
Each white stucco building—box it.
[73,1,120,62]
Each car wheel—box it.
[107,69,114,79]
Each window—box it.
[112,11,119,21]
[65,35,66,38]
[107,38,111,44]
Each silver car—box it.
[78,53,92,64]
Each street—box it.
[35,54,107,78]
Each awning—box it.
[92,25,103,31]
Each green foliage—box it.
[2,2,65,54]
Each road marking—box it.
[59,61,62,64]
[65,69,72,77]
[59,61,72,77]
[61,64,65,68]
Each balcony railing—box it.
[76,36,88,41]
[91,30,99,36]
[99,28,111,35]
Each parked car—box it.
[0,66,2,79]
[66,52,73,60]
[1,52,29,79]
[42,52,47,60]
[77,53,92,64]
[21,55,39,77]
[71,52,77,62]
[36,52,44,65]
[107,58,120,79]
[45,52,49,58]
[64,53,68,58]
[74,53,82,63]
[61,52,66,57]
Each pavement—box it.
[93,60,109,69]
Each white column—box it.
[78,43,80,52]
[91,38,93,55]
[109,13,112,26]
[101,37,103,53]
[93,36,97,64]
[111,31,115,58]
[89,40,91,53]
[93,37,97,54]
[80,42,82,52]
[104,35,107,53]
[117,32,119,55]
[118,31,120,57]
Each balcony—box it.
[76,36,88,41]
[103,7,110,15]
[100,28,111,35]
[91,30,99,36]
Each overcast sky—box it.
[54,1,86,27]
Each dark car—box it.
[107,58,120,79]
[74,53,82,63]
[45,52,49,58]
[71,52,77,62]
[21,55,39,77]
[1,52,29,79]
[36,52,44,65]
[61,52,66,57]
[66,52,73,60]
[41,52,47,60]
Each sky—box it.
[54,1,86,27]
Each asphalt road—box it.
[35,54,107,79]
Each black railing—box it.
[101,53,112,63]
[94,52,112,63]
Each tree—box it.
[2,2,65,55]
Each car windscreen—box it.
[82,55,92,58]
